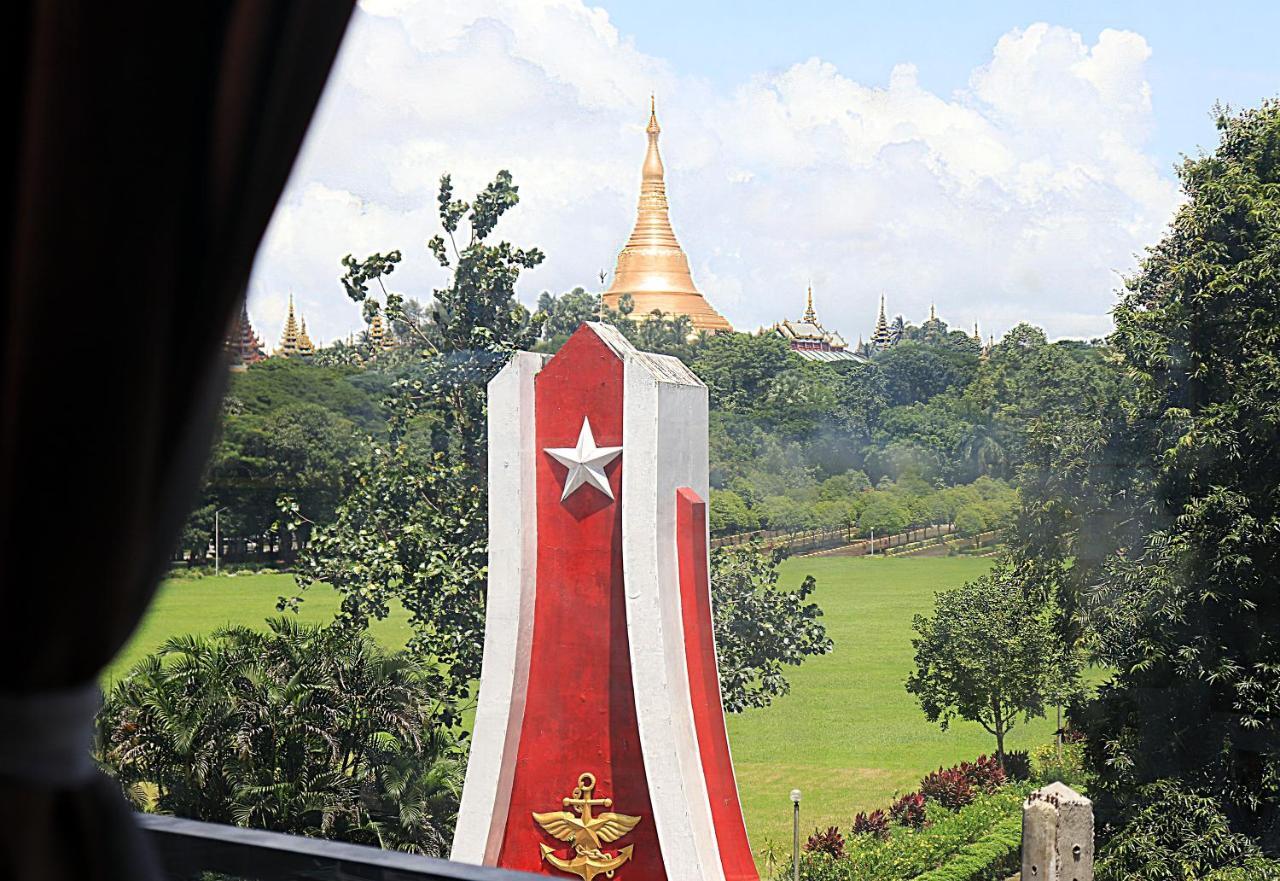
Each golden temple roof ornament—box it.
[773,285,863,362]
[802,284,818,324]
[603,98,733,333]
[297,317,315,356]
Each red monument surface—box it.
[452,323,759,881]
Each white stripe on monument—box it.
[621,339,726,881]
[451,351,547,864]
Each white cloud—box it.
[248,6,1180,347]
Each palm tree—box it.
[98,619,462,854]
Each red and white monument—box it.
[452,322,759,881]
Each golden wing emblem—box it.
[590,812,642,843]
[533,811,583,842]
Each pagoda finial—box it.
[298,315,315,355]
[973,321,981,343]
[602,97,733,333]
[930,303,937,322]
[871,294,893,351]
[278,292,302,356]
[803,283,817,323]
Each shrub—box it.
[804,826,846,859]
[819,786,1031,881]
[798,851,847,881]
[958,755,1005,794]
[889,792,928,828]
[1204,859,1280,881]
[1095,781,1263,881]
[920,768,976,811]
[1030,739,1088,787]
[910,812,1022,881]
[1001,750,1031,782]
[851,809,890,840]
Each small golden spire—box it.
[297,315,315,355]
[802,284,817,324]
[973,321,981,343]
[930,303,937,322]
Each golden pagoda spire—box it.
[871,294,893,350]
[930,303,937,322]
[278,293,301,356]
[297,315,315,355]
[802,284,818,324]
[973,321,981,344]
[603,97,732,333]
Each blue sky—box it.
[250,1,1279,347]
[604,0,1280,170]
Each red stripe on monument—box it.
[677,487,761,881]
[496,326,665,879]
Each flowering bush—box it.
[851,809,890,840]
[919,767,976,811]
[804,826,846,859]
[889,792,928,828]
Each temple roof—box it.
[772,286,865,362]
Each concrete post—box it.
[1022,782,1093,881]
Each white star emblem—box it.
[544,417,623,502]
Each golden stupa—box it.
[603,98,733,333]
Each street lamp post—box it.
[214,506,229,575]
[791,788,801,881]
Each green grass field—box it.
[105,555,1062,860]
[726,555,1061,853]
[101,573,414,684]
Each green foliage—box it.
[1029,739,1089,788]
[907,568,1080,759]
[97,619,462,855]
[789,786,1030,881]
[909,817,1020,881]
[710,488,760,535]
[711,545,833,712]
[534,286,601,346]
[1096,781,1267,881]
[1203,859,1280,881]
[1069,100,1280,840]
[282,442,484,728]
[857,494,911,536]
[874,342,977,407]
[286,171,543,725]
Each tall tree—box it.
[1078,100,1280,840]
[286,171,543,726]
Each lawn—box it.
[105,556,1063,864]
[101,572,414,684]
[727,555,1060,856]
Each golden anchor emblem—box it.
[532,772,641,880]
